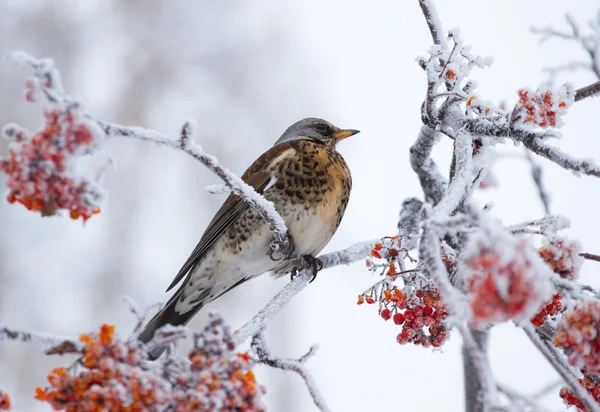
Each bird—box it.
[138,118,359,359]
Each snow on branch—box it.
[251,333,329,412]
[533,13,600,79]
[3,51,292,254]
[235,239,377,343]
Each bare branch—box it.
[581,252,600,263]
[251,333,330,412]
[575,80,600,101]
[525,150,551,215]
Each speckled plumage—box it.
[139,118,357,359]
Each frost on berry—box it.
[530,293,563,327]
[360,236,450,348]
[539,236,583,280]
[555,301,600,374]
[0,387,10,411]
[34,313,265,411]
[559,373,600,411]
[1,93,105,221]
[515,83,575,129]
[462,227,553,328]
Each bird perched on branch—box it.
[139,118,358,359]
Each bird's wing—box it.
[165,142,296,292]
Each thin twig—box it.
[235,239,377,344]
[581,252,600,263]
[524,150,551,215]
[251,333,330,412]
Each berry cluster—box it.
[539,237,582,280]
[516,83,574,128]
[530,238,580,327]
[35,314,265,411]
[559,373,600,411]
[464,238,551,328]
[555,301,600,374]
[0,80,105,221]
[0,388,10,410]
[530,293,563,327]
[360,237,450,348]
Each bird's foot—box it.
[268,230,296,262]
[290,255,323,283]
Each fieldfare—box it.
[139,118,358,359]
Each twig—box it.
[575,80,600,101]
[524,150,551,215]
[251,333,330,412]
[235,239,377,344]
[97,119,292,254]
[496,382,553,412]
[8,51,295,256]
[581,252,600,263]
[0,327,82,355]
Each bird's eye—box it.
[314,122,330,134]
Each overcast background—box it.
[1,1,599,411]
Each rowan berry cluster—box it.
[555,301,600,374]
[0,79,104,221]
[559,373,600,411]
[0,387,10,410]
[516,83,574,128]
[464,236,552,328]
[530,237,581,327]
[360,237,450,348]
[34,314,265,411]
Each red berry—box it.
[388,248,399,258]
[393,313,405,325]
[380,309,391,321]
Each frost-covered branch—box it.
[235,239,376,343]
[6,51,292,255]
[533,14,600,79]
[0,327,82,355]
[251,333,329,412]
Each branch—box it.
[97,120,292,254]
[575,80,600,101]
[0,327,82,355]
[235,239,377,343]
[8,51,293,255]
[418,0,447,48]
[410,126,447,205]
[251,333,330,412]
[581,252,600,263]
[524,150,551,215]
[533,14,600,79]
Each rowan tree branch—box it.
[235,239,377,344]
[251,333,329,412]
[9,51,293,256]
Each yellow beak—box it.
[334,129,360,141]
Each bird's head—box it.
[275,117,360,147]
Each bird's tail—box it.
[138,291,204,360]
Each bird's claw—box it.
[290,255,322,283]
